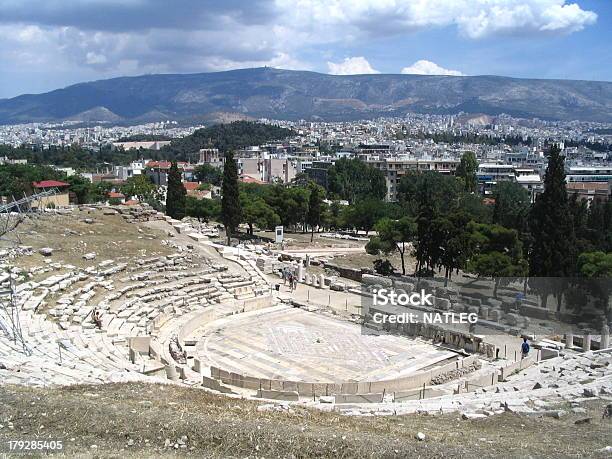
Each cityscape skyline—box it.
[0,0,611,98]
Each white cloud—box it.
[0,0,599,95]
[277,0,597,40]
[205,52,310,72]
[401,60,464,76]
[327,56,379,75]
[85,51,107,65]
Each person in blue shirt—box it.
[521,337,530,359]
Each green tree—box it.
[373,259,395,276]
[164,121,294,160]
[366,217,417,275]
[322,200,344,230]
[89,181,114,203]
[584,198,612,252]
[457,192,492,223]
[569,193,593,253]
[221,151,241,244]
[343,198,388,235]
[436,211,474,284]
[456,151,478,193]
[529,146,576,276]
[165,161,186,220]
[528,146,577,308]
[185,196,220,222]
[241,196,280,235]
[577,251,612,277]
[306,182,325,241]
[493,181,530,232]
[408,172,462,275]
[466,222,528,297]
[327,158,387,203]
[64,174,91,204]
[121,174,157,202]
[397,170,462,216]
[194,164,223,186]
[0,164,64,198]
[567,251,612,324]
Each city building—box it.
[566,181,611,202]
[367,156,459,201]
[565,166,612,183]
[112,140,171,150]
[145,161,194,186]
[477,163,516,195]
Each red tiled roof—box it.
[124,199,140,205]
[32,180,70,188]
[107,191,125,198]
[240,175,266,184]
[183,182,200,191]
[146,161,171,169]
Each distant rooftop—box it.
[32,180,69,188]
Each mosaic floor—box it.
[196,307,456,382]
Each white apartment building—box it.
[366,155,459,201]
[113,159,149,181]
[565,166,612,183]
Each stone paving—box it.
[196,306,457,382]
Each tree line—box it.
[0,121,295,171]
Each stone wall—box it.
[209,354,480,399]
[323,262,363,282]
[499,354,538,381]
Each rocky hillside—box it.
[1,67,611,124]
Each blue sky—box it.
[0,0,610,98]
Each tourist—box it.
[288,273,294,291]
[292,273,298,291]
[92,309,102,329]
[521,337,530,359]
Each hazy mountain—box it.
[1,67,611,124]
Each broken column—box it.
[565,330,573,349]
[582,331,591,352]
[319,273,327,289]
[297,262,304,282]
[601,324,610,350]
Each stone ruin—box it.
[0,205,610,421]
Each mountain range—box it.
[1,67,611,124]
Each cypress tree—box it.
[528,145,576,308]
[307,183,324,242]
[529,145,576,276]
[221,150,241,245]
[456,151,479,193]
[165,161,186,220]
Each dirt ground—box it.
[0,383,610,458]
[253,230,415,274]
[2,209,173,276]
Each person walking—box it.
[521,337,530,359]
